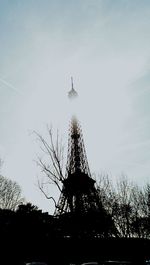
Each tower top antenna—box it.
[71,76,74,90]
[68,76,78,100]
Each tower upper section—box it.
[66,116,91,178]
[68,77,78,100]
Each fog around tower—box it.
[0,1,150,213]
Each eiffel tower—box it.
[55,80,100,215]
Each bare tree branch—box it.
[34,127,65,210]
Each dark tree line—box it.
[1,202,149,265]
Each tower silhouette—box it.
[55,115,100,215]
[54,79,118,238]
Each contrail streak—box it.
[0,76,23,95]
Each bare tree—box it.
[0,175,24,210]
[133,183,150,239]
[96,174,147,238]
[96,174,117,215]
[35,126,65,209]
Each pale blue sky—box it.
[0,0,150,213]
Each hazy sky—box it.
[1,0,150,213]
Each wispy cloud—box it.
[0,75,23,96]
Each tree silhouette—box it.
[0,174,24,210]
[35,127,65,210]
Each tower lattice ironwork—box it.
[55,116,100,215]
